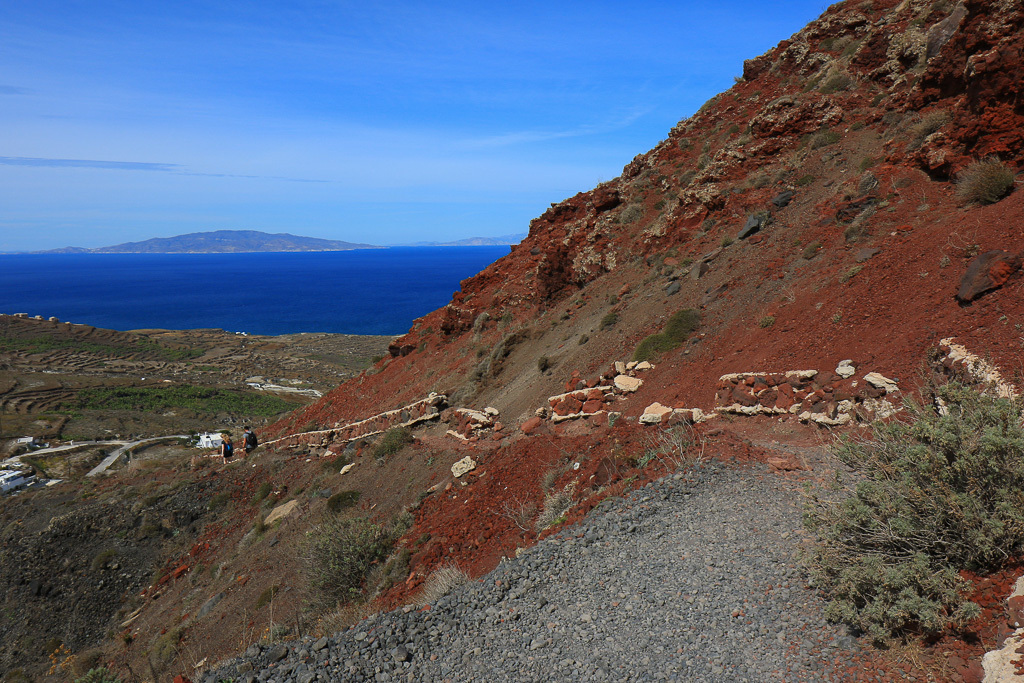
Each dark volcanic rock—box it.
[957,250,1022,303]
[772,190,795,208]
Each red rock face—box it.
[957,250,1022,302]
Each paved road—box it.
[1,435,188,475]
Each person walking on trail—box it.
[220,433,234,462]
[243,426,258,456]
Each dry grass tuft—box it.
[957,158,1016,205]
[416,563,471,607]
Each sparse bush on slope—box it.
[632,309,700,362]
[957,158,1015,205]
[373,427,413,460]
[304,517,398,610]
[804,382,1024,644]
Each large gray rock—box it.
[771,191,794,208]
[737,214,765,240]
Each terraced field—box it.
[0,314,390,440]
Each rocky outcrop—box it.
[956,250,1022,303]
[935,338,1018,399]
[982,576,1024,682]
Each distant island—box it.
[27,229,528,254]
[36,230,380,254]
[408,233,526,247]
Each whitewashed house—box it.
[196,432,224,449]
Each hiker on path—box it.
[220,433,234,462]
[243,426,258,456]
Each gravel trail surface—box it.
[206,462,858,682]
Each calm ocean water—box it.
[0,247,509,336]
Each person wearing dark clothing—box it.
[243,426,258,456]
[220,434,234,461]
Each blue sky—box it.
[0,1,828,251]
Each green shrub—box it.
[150,627,183,670]
[253,481,272,503]
[373,427,413,460]
[818,72,853,94]
[796,174,815,187]
[844,221,870,243]
[74,669,122,683]
[207,492,231,510]
[326,490,360,512]
[536,483,576,532]
[758,315,775,329]
[619,204,644,224]
[91,549,116,571]
[537,356,551,373]
[839,265,863,283]
[802,241,822,259]
[632,310,700,362]
[304,517,398,610]
[804,383,1024,644]
[720,236,734,248]
[254,584,280,609]
[599,312,618,331]
[811,129,841,149]
[909,110,951,148]
[957,158,1016,205]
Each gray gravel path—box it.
[205,462,858,682]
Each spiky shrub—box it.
[304,517,397,610]
[416,563,471,606]
[74,670,121,683]
[804,382,1024,644]
[536,482,576,532]
[956,158,1015,205]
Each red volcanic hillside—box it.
[280,0,1024,436]
[14,2,1022,680]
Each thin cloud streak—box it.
[0,156,180,171]
[464,108,653,149]
[0,156,329,183]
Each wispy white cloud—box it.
[0,156,328,183]
[463,108,652,149]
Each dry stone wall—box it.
[445,407,502,441]
[265,393,447,450]
[715,363,901,426]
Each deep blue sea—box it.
[0,247,509,336]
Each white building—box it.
[196,432,224,449]
[0,470,35,494]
